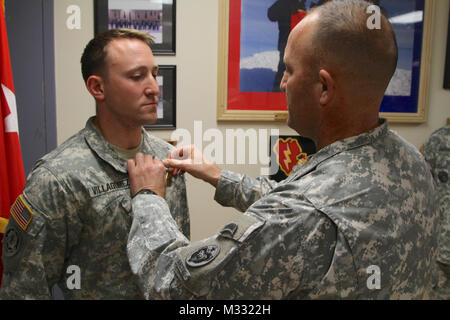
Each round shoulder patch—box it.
[186,245,220,268]
[4,227,22,257]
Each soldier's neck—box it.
[93,116,142,150]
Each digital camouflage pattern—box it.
[423,125,450,299]
[128,119,439,299]
[0,117,190,299]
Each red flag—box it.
[0,0,25,287]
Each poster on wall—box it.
[94,0,176,55]
[217,0,435,123]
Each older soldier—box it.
[0,29,189,299]
[127,0,438,299]
[423,125,450,299]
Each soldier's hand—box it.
[127,153,166,198]
[163,145,222,187]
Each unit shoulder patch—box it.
[186,245,221,268]
[3,227,22,257]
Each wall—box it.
[54,0,94,145]
[54,0,450,241]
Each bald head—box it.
[281,0,398,149]
[306,0,398,97]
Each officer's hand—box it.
[128,153,166,198]
[163,145,222,187]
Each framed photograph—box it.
[145,65,176,130]
[444,7,450,89]
[94,0,176,55]
[217,0,435,123]
[269,135,316,182]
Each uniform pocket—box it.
[93,193,132,244]
[86,193,133,285]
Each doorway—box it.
[5,0,57,176]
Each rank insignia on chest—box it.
[10,195,34,231]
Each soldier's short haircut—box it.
[81,28,154,82]
[308,0,398,92]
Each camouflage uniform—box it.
[423,125,450,299]
[0,117,190,299]
[128,119,439,299]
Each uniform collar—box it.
[288,119,389,179]
[83,116,155,173]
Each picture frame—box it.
[94,0,176,55]
[217,0,435,123]
[145,65,176,130]
[444,6,450,89]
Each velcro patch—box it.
[10,195,34,231]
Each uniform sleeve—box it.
[165,174,190,239]
[127,181,337,299]
[214,170,280,212]
[423,129,450,265]
[0,166,82,300]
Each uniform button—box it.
[438,171,448,183]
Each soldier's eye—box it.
[131,74,143,80]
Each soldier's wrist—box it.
[133,188,157,198]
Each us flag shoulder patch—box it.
[10,195,34,231]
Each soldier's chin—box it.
[141,114,158,126]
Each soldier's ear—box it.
[319,69,334,106]
[86,75,105,101]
